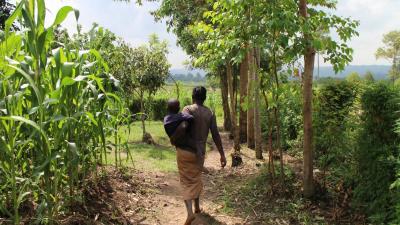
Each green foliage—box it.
[191,0,358,73]
[219,165,328,224]
[314,80,357,184]
[129,98,165,121]
[133,34,170,96]
[364,71,375,83]
[346,72,362,83]
[149,98,168,121]
[111,34,170,137]
[376,30,400,81]
[279,83,303,151]
[260,81,303,154]
[129,84,223,122]
[152,0,209,58]
[0,1,127,223]
[393,116,400,224]
[353,83,400,223]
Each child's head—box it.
[167,99,180,114]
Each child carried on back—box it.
[163,99,200,158]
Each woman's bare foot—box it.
[184,215,195,225]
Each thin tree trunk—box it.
[273,48,284,180]
[263,90,275,179]
[227,62,240,153]
[220,68,232,132]
[239,53,249,143]
[233,65,239,111]
[140,91,146,138]
[247,50,255,149]
[300,0,315,198]
[254,48,263,159]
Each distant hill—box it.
[170,68,207,77]
[170,65,392,80]
[314,65,391,80]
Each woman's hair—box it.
[192,86,207,103]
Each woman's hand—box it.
[220,154,227,168]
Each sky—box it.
[38,0,400,68]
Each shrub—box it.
[353,83,400,223]
[392,101,400,224]
[314,80,357,184]
[280,83,303,151]
[181,97,192,108]
[129,98,168,121]
[259,83,303,157]
[129,98,151,120]
[128,96,200,122]
[150,98,168,121]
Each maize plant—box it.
[0,0,128,223]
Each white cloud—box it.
[323,0,400,66]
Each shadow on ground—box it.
[193,213,226,225]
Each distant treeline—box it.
[168,73,206,83]
[314,65,391,80]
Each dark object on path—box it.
[231,152,243,167]
[142,132,155,145]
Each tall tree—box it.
[220,67,232,131]
[296,0,358,197]
[253,48,263,159]
[191,0,358,174]
[151,0,234,132]
[376,30,400,83]
[125,34,171,141]
[227,62,241,155]
[299,0,315,197]
[247,50,255,149]
[239,53,248,143]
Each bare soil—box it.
[59,132,365,225]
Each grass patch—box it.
[129,143,177,172]
[220,165,328,225]
[107,119,225,173]
[116,121,171,146]
[107,121,177,172]
[108,143,177,173]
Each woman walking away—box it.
[178,86,226,224]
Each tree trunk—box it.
[263,90,275,179]
[253,48,263,159]
[140,91,146,138]
[220,68,232,132]
[300,0,315,198]
[273,48,284,180]
[239,52,249,143]
[227,62,240,153]
[247,50,255,149]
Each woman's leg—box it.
[194,198,201,213]
[184,200,195,225]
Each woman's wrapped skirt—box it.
[176,148,203,200]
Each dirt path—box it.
[144,132,262,225]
